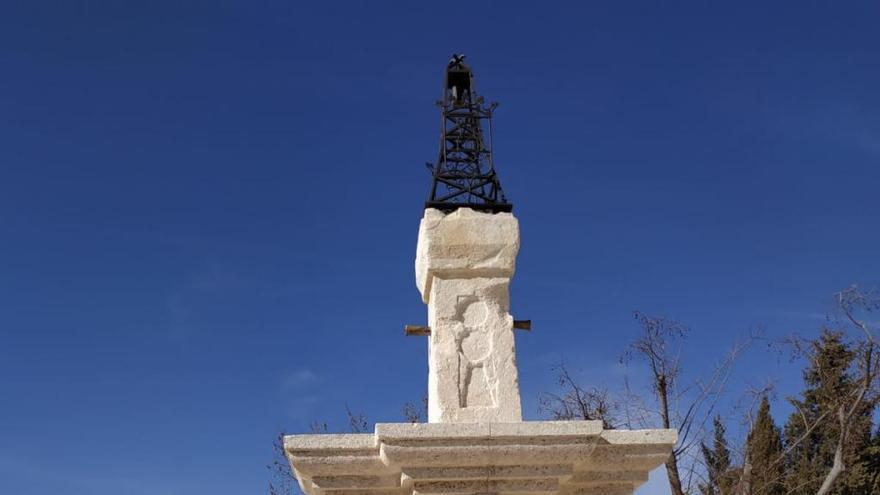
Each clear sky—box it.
[2,2,879,495]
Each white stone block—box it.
[415,208,519,304]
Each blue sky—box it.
[1,2,879,494]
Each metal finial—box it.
[424,57,511,213]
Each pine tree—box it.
[868,428,880,493]
[853,427,880,494]
[746,396,783,495]
[782,329,877,495]
[699,415,734,495]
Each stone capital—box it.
[415,208,520,304]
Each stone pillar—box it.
[415,207,522,423]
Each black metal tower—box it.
[425,55,511,213]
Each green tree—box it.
[782,330,846,493]
[868,428,880,492]
[782,326,877,495]
[699,415,734,495]
[746,396,783,495]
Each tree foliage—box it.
[782,328,878,495]
[746,396,783,495]
[699,415,734,495]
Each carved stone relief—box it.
[453,296,497,408]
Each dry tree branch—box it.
[539,362,621,428]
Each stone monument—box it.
[284,56,676,495]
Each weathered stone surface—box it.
[416,208,522,423]
[415,208,519,304]
[284,421,676,495]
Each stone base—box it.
[285,421,676,495]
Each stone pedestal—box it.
[286,422,676,495]
[415,208,521,423]
[284,208,677,495]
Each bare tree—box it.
[538,362,620,428]
[403,395,429,423]
[345,404,370,433]
[268,407,372,495]
[538,312,751,495]
[621,312,752,495]
[309,421,329,433]
[268,432,296,495]
[621,313,689,495]
[270,399,433,494]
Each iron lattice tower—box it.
[425,55,511,213]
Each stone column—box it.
[415,207,522,423]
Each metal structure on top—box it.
[425,55,511,213]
